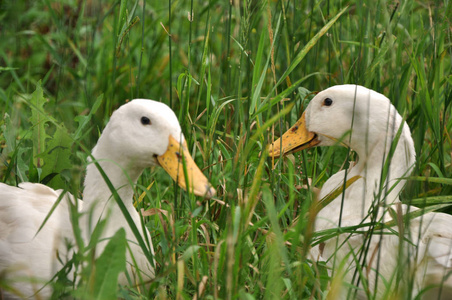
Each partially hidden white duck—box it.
[0,99,215,298]
[269,85,452,299]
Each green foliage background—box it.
[0,0,451,298]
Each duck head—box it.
[269,85,409,159]
[92,99,216,198]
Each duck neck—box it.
[316,122,416,232]
[83,157,143,226]
[352,122,415,208]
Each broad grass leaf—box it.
[91,228,127,300]
[39,125,73,189]
[379,203,452,230]
[29,80,50,168]
[0,114,20,182]
[405,195,452,206]
[2,113,16,154]
[74,94,104,140]
[314,175,362,214]
[410,176,452,186]
[117,0,128,35]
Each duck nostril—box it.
[175,152,181,161]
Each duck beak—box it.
[157,136,216,198]
[268,112,319,157]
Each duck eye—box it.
[141,116,151,125]
[323,98,333,106]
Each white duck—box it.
[269,85,452,299]
[0,99,215,299]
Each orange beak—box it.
[157,136,216,198]
[268,112,319,157]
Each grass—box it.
[0,0,451,299]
